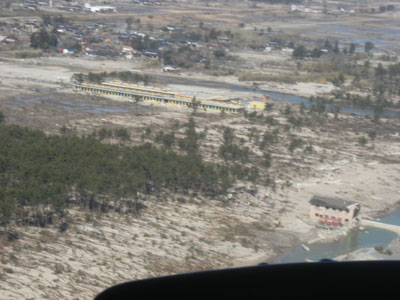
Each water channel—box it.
[244,87,400,118]
[176,83,400,118]
[272,208,400,264]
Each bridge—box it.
[360,219,400,235]
[73,81,245,114]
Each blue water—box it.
[272,208,400,264]
[229,86,400,118]
[57,100,131,114]
[9,86,400,118]
[315,23,400,50]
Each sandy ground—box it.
[1,54,400,299]
[0,54,334,100]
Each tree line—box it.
[71,71,152,85]
[0,120,233,226]
[30,28,58,50]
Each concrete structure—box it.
[73,81,243,113]
[309,195,360,228]
[360,219,400,235]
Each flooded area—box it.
[0,92,141,134]
[273,207,400,264]
[170,83,400,118]
[314,21,400,53]
[11,95,132,114]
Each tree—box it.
[283,104,292,116]
[41,15,52,26]
[333,40,339,54]
[190,97,201,115]
[311,48,322,58]
[114,128,130,141]
[265,103,274,111]
[375,63,386,79]
[125,17,134,30]
[262,152,272,169]
[338,73,345,84]
[299,102,306,114]
[349,43,356,54]
[178,118,200,154]
[288,138,304,152]
[368,130,377,141]
[364,41,374,53]
[134,95,142,104]
[30,28,58,50]
[324,39,332,51]
[214,49,225,58]
[71,73,84,84]
[293,45,306,59]
[358,136,367,146]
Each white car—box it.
[162,66,179,72]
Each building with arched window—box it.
[309,195,360,228]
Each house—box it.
[263,46,272,52]
[142,49,159,58]
[5,35,18,43]
[282,47,294,54]
[122,45,136,53]
[218,36,230,42]
[248,44,264,50]
[84,3,116,13]
[309,195,360,228]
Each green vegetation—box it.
[358,136,368,146]
[72,72,151,85]
[288,138,305,152]
[14,50,43,59]
[374,246,393,255]
[30,28,58,50]
[219,127,250,163]
[364,41,375,53]
[0,120,231,225]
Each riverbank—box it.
[266,202,400,265]
[236,158,400,266]
[334,237,400,261]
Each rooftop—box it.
[310,195,358,211]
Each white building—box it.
[84,3,116,13]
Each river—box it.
[173,83,400,118]
[271,208,400,264]
[241,88,400,119]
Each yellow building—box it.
[249,101,266,110]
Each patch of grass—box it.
[236,70,336,84]
[374,246,393,255]
[14,50,43,58]
[240,237,250,248]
